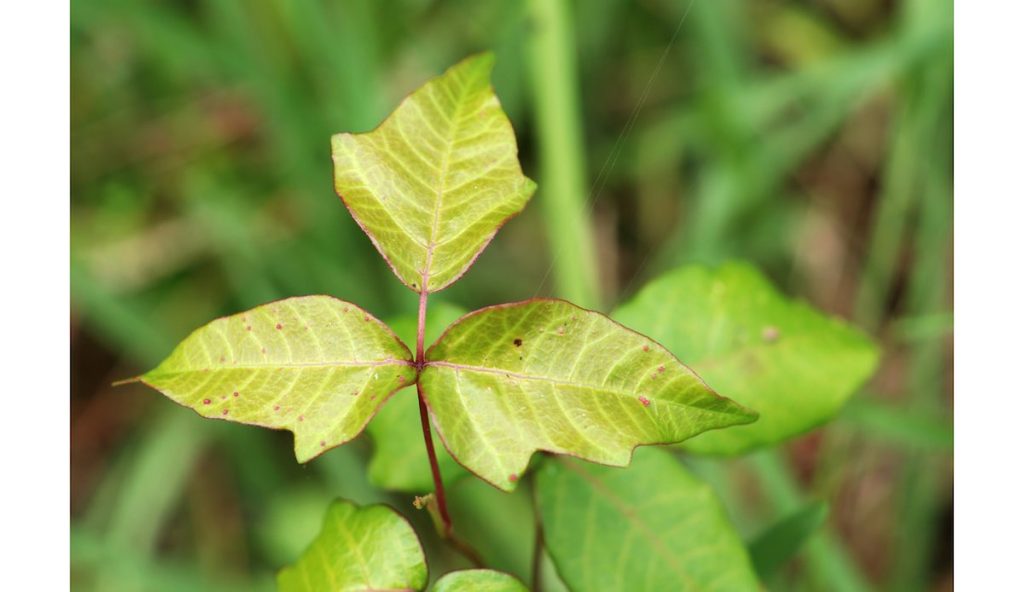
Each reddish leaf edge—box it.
[331,51,537,295]
[123,295,416,465]
[418,297,760,492]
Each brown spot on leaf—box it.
[514,338,523,347]
[202,399,211,405]
[508,474,519,483]
[222,409,229,416]
[276,323,283,330]
[639,395,651,407]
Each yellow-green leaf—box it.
[278,499,427,592]
[613,262,880,455]
[433,569,529,592]
[140,296,415,462]
[331,52,536,293]
[420,299,757,491]
[537,448,760,592]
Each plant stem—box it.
[525,0,601,309]
[415,289,453,536]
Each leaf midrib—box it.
[149,358,414,378]
[422,67,474,289]
[425,361,739,418]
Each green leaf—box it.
[614,262,879,455]
[331,52,536,293]
[277,499,427,592]
[140,296,416,463]
[432,569,529,592]
[536,448,760,592]
[367,302,469,492]
[748,501,829,579]
[420,299,757,490]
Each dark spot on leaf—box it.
[657,365,665,373]
[273,405,280,411]
[299,415,305,422]
[508,474,518,483]
[246,325,252,331]
[276,323,283,330]
[363,314,370,322]
[261,347,267,354]
[320,441,326,447]
[639,395,651,407]
[202,399,211,405]
[642,345,650,352]
[514,338,523,347]
[222,409,229,415]
[233,391,239,398]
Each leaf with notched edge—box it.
[278,499,427,592]
[139,296,416,462]
[419,299,757,491]
[613,262,879,455]
[331,52,536,293]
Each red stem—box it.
[415,288,453,536]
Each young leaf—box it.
[614,262,879,455]
[419,299,757,490]
[432,569,529,592]
[367,302,469,492]
[332,52,536,293]
[747,501,829,579]
[277,499,427,592]
[139,296,415,462]
[536,448,761,592]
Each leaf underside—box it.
[432,569,529,592]
[277,500,427,592]
[141,296,415,462]
[332,52,536,293]
[614,262,880,455]
[420,299,757,491]
[537,448,761,592]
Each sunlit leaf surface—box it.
[614,262,879,454]
[332,52,536,292]
[537,448,760,592]
[277,499,427,592]
[141,296,415,462]
[367,302,469,491]
[420,299,757,490]
[432,569,529,592]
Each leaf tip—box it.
[111,376,141,387]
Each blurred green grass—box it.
[71,1,952,590]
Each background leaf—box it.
[367,301,469,492]
[141,296,415,462]
[277,499,427,592]
[747,501,829,579]
[536,448,760,592]
[432,569,529,592]
[332,52,536,293]
[614,262,879,455]
[420,299,756,490]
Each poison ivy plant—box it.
[277,500,427,592]
[536,448,761,592]
[614,262,879,455]
[122,53,878,591]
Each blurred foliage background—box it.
[70,0,952,590]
